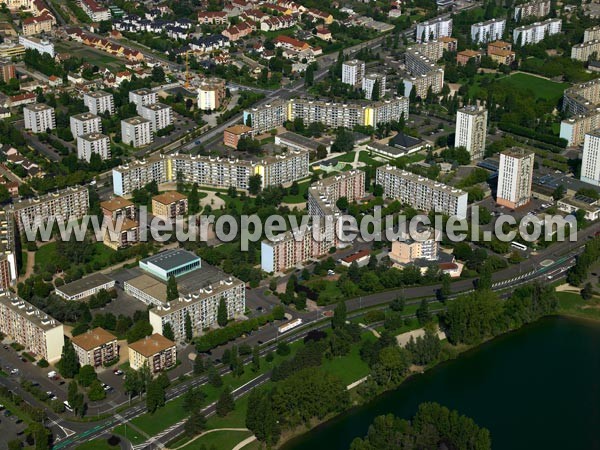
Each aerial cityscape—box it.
[0,0,599,448]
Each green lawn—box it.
[336,152,357,163]
[321,333,374,385]
[496,73,569,102]
[75,438,121,450]
[180,430,252,450]
[557,291,600,321]
[282,180,310,204]
[112,424,146,446]
[35,241,115,270]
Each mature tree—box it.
[248,174,262,195]
[252,345,260,372]
[183,386,206,413]
[332,300,347,329]
[371,79,380,101]
[193,355,205,375]
[126,320,153,343]
[216,386,235,417]
[29,422,50,450]
[416,299,431,325]
[77,365,97,387]
[335,196,349,211]
[124,369,143,399]
[166,275,179,301]
[581,282,594,300]
[217,297,228,327]
[390,295,405,312]
[146,378,166,413]
[88,380,106,401]
[188,183,200,215]
[444,290,503,345]
[163,322,175,341]
[331,128,354,153]
[207,361,223,388]
[184,409,207,436]
[372,346,411,387]
[439,274,452,301]
[184,312,193,342]
[59,341,80,378]
[246,390,280,446]
[304,64,314,86]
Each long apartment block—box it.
[243,97,409,133]
[308,170,366,217]
[0,210,17,290]
[375,165,468,219]
[0,292,64,363]
[112,150,309,196]
[562,78,600,116]
[148,276,245,342]
[9,185,89,231]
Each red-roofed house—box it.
[22,13,56,36]
[79,0,111,22]
[307,8,333,24]
[273,35,310,51]
[316,27,331,41]
[340,249,371,267]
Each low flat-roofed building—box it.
[55,273,115,301]
[139,249,201,281]
[274,131,330,154]
[340,249,371,267]
[124,273,167,306]
[389,132,426,154]
[71,327,118,368]
[151,191,188,220]
[557,194,600,221]
[128,333,176,373]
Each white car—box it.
[63,401,73,412]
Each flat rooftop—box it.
[140,248,200,272]
[56,273,113,298]
[152,191,187,205]
[0,292,62,331]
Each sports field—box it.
[496,73,569,102]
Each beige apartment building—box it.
[0,210,17,290]
[103,218,139,250]
[152,191,188,220]
[100,197,136,220]
[390,229,441,265]
[9,185,89,231]
[128,333,176,374]
[71,327,118,368]
[560,111,600,147]
[571,40,600,62]
[496,147,535,209]
[308,170,366,217]
[0,292,64,363]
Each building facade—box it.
[341,59,365,87]
[24,103,55,133]
[376,165,468,219]
[496,147,535,208]
[390,229,440,265]
[308,170,365,217]
[581,130,600,186]
[121,116,152,147]
[416,17,452,42]
[455,105,488,161]
[514,0,551,21]
[10,185,89,231]
[513,18,561,45]
[223,124,254,148]
[562,78,600,116]
[0,293,64,363]
[139,103,173,132]
[71,327,118,368]
[148,277,245,342]
[151,191,188,220]
[362,73,386,100]
[77,133,111,162]
[0,210,17,290]
[471,18,506,44]
[70,112,101,137]
[83,91,114,115]
[560,111,600,147]
[571,40,600,61]
[19,35,54,56]
[129,88,157,112]
[128,334,176,373]
[197,78,226,111]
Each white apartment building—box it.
[514,0,551,21]
[571,40,600,62]
[581,130,600,186]
[455,105,488,161]
[513,18,561,45]
[9,185,89,231]
[342,59,365,87]
[560,111,600,147]
[562,79,600,116]
[471,19,506,44]
[243,100,287,132]
[197,79,226,111]
[416,17,452,42]
[79,0,111,22]
[403,68,444,99]
[376,165,469,219]
[148,277,245,342]
[18,35,54,57]
[70,112,101,137]
[77,133,111,162]
[139,103,173,132]
[584,25,600,43]
[0,210,17,291]
[83,91,114,115]
[0,293,64,363]
[23,103,55,133]
[129,88,157,112]
[111,149,310,195]
[362,73,386,100]
[121,116,152,147]
[496,147,535,208]
[308,170,365,217]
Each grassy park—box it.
[496,73,569,102]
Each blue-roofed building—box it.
[139,249,201,281]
